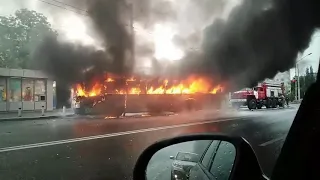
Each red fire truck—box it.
[230,80,286,110]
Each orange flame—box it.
[106,78,115,82]
[129,88,142,94]
[74,76,223,97]
[76,84,86,97]
[126,77,136,82]
[75,83,102,97]
[146,77,222,95]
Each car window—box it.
[209,141,236,180]
[201,140,220,168]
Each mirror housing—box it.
[169,156,175,160]
[133,134,268,180]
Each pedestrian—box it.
[285,96,289,107]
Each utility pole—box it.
[123,1,134,117]
[295,52,312,100]
[297,64,300,100]
[128,1,135,68]
[295,66,298,101]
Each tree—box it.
[0,9,56,68]
[289,66,316,100]
[304,66,316,93]
[299,75,305,98]
[309,66,316,83]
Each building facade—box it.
[0,68,55,112]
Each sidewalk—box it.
[291,100,302,104]
[0,108,75,121]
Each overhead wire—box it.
[49,0,87,12]
[36,0,88,16]
[36,0,134,34]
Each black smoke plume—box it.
[33,0,134,107]
[33,0,177,85]
[87,0,133,74]
[35,36,112,85]
[35,0,133,80]
[180,0,320,89]
[34,36,112,107]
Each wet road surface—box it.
[0,107,297,180]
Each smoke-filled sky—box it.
[1,0,320,89]
[0,0,238,58]
[0,0,241,76]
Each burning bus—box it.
[73,73,224,117]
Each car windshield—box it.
[175,152,200,162]
[0,0,319,179]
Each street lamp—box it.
[295,52,312,100]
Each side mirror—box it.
[133,134,268,180]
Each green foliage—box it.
[306,66,316,87]
[0,9,56,68]
[299,75,305,98]
[290,66,316,100]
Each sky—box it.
[0,0,241,70]
[0,0,101,47]
[291,31,320,77]
[0,0,319,80]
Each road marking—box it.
[259,135,286,147]
[0,117,242,153]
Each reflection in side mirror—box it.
[146,140,236,180]
[133,134,267,180]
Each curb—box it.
[0,114,75,122]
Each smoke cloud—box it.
[87,0,133,74]
[33,0,134,88]
[180,0,320,89]
[34,36,111,85]
[32,0,320,103]
[33,0,178,85]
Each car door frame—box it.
[196,140,222,179]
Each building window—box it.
[34,80,46,102]
[8,78,22,102]
[0,78,6,102]
[22,79,34,101]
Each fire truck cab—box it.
[230,80,286,110]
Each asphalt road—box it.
[0,106,298,180]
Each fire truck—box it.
[230,80,286,110]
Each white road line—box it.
[0,117,242,153]
[259,136,286,147]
